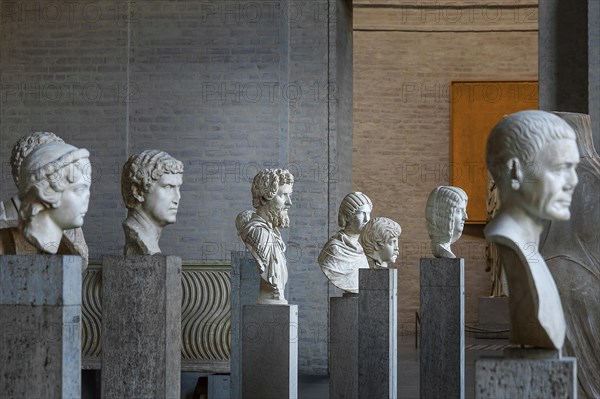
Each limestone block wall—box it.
[352,0,538,332]
[0,0,353,374]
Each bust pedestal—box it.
[475,350,577,398]
[242,304,298,399]
[329,293,359,399]
[0,255,82,398]
[420,258,465,399]
[358,268,398,399]
[101,255,181,399]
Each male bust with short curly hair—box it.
[237,168,294,304]
[121,150,183,255]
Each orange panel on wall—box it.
[450,81,538,224]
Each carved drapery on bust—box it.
[425,186,468,259]
[0,136,91,259]
[484,110,579,350]
[318,192,372,293]
[236,168,294,304]
[121,150,183,255]
[359,217,401,269]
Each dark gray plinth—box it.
[208,374,230,399]
[0,255,82,399]
[330,294,358,399]
[476,356,577,399]
[242,304,298,399]
[358,268,397,399]
[231,251,261,399]
[420,258,465,399]
[101,255,181,399]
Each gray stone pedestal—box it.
[0,255,82,399]
[420,258,465,399]
[358,268,398,399]
[101,255,182,399]
[242,304,298,399]
[329,294,358,399]
[231,251,261,399]
[475,355,577,398]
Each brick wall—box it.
[0,0,353,374]
[352,0,538,332]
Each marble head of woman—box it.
[425,186,468,258]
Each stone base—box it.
[208,374,230,399]
[358,268,397,399]
[330,295,358,399]
[101,255,182,399]
[476,296,509,339]
[230,251,261,399]
[475,356,577,399]
[420,258,465,399]
[0,255,82,399]
[242,304,298,399]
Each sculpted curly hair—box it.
[251,168,294,209]
[121,150,184,209]
[359,217,401,256]
[11,132,64,187]
[425,186,467,244]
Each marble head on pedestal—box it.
[14,141,91,254]
[121,150,184,255]
[237,168,294,304]
[425,186,468,259]
[318,192,373,293]
[359,216,401,269]
[484,110,579,350]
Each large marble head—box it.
[121,150,184,227]
[251,168,294,228]
[17,141,91,253]
[338,192,373,235]
[359,217,401,268]
[486,110,579,222]
[425,186,468,258]
[11,132,64,187]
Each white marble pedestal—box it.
[101,255,182,399]
[329,294,358,399]
[358,268,398,399]
[476,351,577,399]
[420,258,465,399]
[242,304,298,399]
[0,255,82,398]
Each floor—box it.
[178,336,508,399]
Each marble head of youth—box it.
[121,150,184,255]
[484,110,579,350]
[237,168,294,304]
[318,192,373,293]
[0,141,92,254]
[359,217,401,269]
[425,186,468,258]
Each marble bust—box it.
[359,217,401,269]
[425,186,468,258]
[0,140,91,255]
[0,133,90,265]
[121,150,184,255]
[237,168,294,304]
[318,192,372,293]
[484,110,579,350]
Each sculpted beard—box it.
[267,201,290,228]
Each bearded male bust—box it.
[237,169,294,305]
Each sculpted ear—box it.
[132,185,145,203]
[507,157,523,190]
